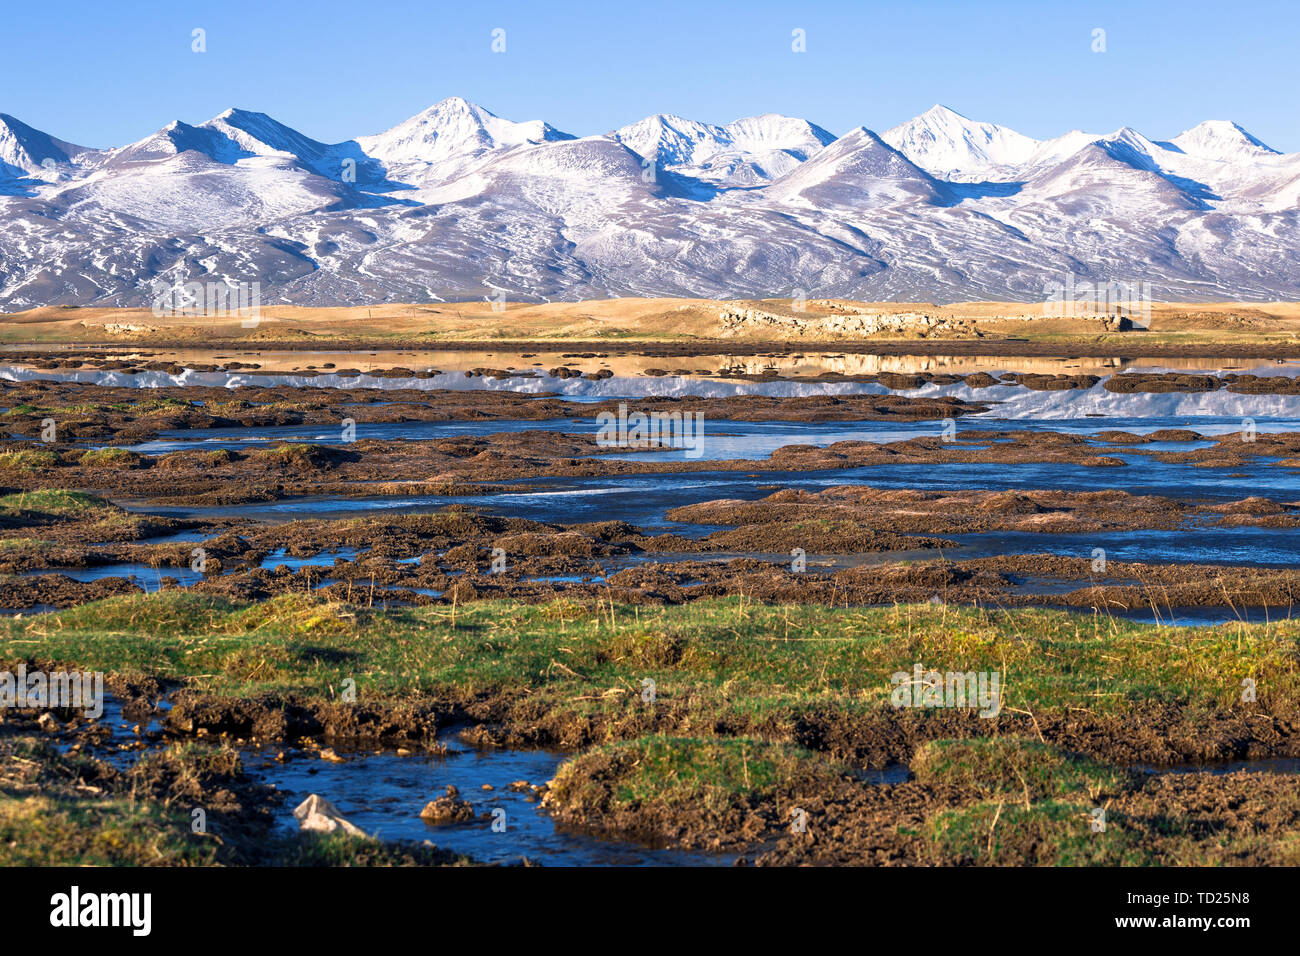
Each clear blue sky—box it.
[4,0,1298,151]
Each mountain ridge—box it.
[1,98,1297,308]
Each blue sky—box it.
[4,0,1298,151]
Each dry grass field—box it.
[4,297,1300,348]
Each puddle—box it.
[17,548,364,592]
[246,741,732,866]
[75,696,733,866]
[21,564,203,589]
[260,548,362,570]
[58,688,1300,867]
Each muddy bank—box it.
[748,761,1300,866]
[0,704,471,866]
[0,377,989,444]
[1105,371,1300,394]
[6,482,1300,614]
[0,426,1180,507]
[665,485,1300,536]
[115,670,1296,769]
[542,733,1300,865]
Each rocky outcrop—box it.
[718,305,980,339]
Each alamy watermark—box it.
[596,402,705,459]
[1,664,103,718]
[1042,274,1151,322]
[50,886,150,936]
[890,664,1001,718]
[150,277,261,327]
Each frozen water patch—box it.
[7,364,1300,421]
[0,365,889,399]
[908,380,1300,421]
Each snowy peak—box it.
[723,114,836,157]
[768,126,951,207]
[200,108,332,163]
[616,112,834,163]
[1024,139,1201,212]
[1170,120,1278,161]
[882,104,1038,178]
[357,97,574,169]
[614,113,729,166]
[107,119,250,165]
[614,112,835,184]
[0,113,91,176]
[1092,126,1167,170]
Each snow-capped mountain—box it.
[0,113,98,178]
[614,112,836,185]
[1168,120,1279,162]
[0,97,1297,308]
[764,127,952,208]
[882,105,1038,181]
[357,97,574,187]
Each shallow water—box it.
[9,349,1288,381]
[110,412,1300,462]
[83,697,731,866]
[138,456,1300,546]
[20,548,364,593]
[21,563,204,589]
[20,353,1300,624]
[76,695,1300,866]
[9,357,1300,414]
[245,741,734,866]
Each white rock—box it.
[293,794,368,837]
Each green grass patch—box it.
[550,734,844,816]
[254,442,326,459]
[0,735,219,867]
[77,447,140,467]
[0,794,221,866]
[0,489,107,515]
[0,537,47,550]
[4,398,191,417]
[0,449,58,471]
[2,593,1295,727]
[912,737,1132,801]
[926,800,1151,865]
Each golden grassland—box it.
[4,297,1300,347]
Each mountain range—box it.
[1,97,1298,309]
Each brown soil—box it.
[2,702,471,866]
[664,485,1260,536]
[747,768,1300,866]
[5,466,1300,615]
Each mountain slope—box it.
[1170,120,1278,161]
[0,100,1297,309]
[615,112,835,185]
[881,105,1038,179]
[356,97,573,185]
[0,113,97,177]
[765,127,953,207]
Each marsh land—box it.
[2,300,1298,867]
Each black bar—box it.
[7,865,1279,942]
